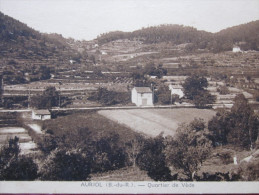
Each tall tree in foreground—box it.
[164,119,212,181]
[137,135,173,181]
[208,109,231,146]
[208,94,259,149]
[40,149,91,181]
[228,94,259,149]
[0,137,38,180]
[125,135,145,167]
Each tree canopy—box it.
[39,149,91,181]
[30,86,59,109]
[164,119,212,181]
[0,137,38,180]
[208,94,259,149]
[136,135,173,181]
[183,75,215,108]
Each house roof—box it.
[134,87,152,93]
[33,109,51,115]
[169,84,183,89]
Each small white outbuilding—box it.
[232,46,241,53]
[131,87,153,107]
[32,110,51,120]
[169,84,184,98]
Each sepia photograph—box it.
[0,0,259,194]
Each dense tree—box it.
[89,132,127,173]
[38,135,59,155]
[165,119,212,181]
[155,84,172,105]
[2,157,38,180]
[89,55,96,64]
[183,75,208,100]
[228,94,259,149]
[88,87,130,106]
[208,94,259,149]
[208,109,232,146]
[125,135,145,167]
[144,63,167,79]
[0,137,38,180]
[217,85,230,95]
[193,90,216,108]
[30,86,59,109]
[183,75,215,108]
[137,135,173,181]
[40,149,91,181]
[39,65,51,80]
[39,124,128,175]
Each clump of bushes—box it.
[88,87,130,106]
[0,137,38,180]
[217,85,230,95]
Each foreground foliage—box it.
[208,94,259,149]
[40,149,91,181]
[0,137,38,180]
[165,119,212,181]
[137,135,173,181]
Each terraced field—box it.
[98,108,216,137]
[0,127,37,154]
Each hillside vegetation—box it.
[97,21,259,52]
[0,12,88,85]
[0,12,75,59]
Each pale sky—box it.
[0,0,259,40]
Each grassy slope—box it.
[98,108,216,137]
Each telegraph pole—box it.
[28,88,31,109]
[151,83,154,105]
[0,73,4,106]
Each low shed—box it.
[32,110,51,120]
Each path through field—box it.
[98,108,216,137]
[28,124,42,134]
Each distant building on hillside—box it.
[232,46,242,53]
[131,87,153,107]
[169,84,184,98]
[32,110,51,120]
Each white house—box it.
[232,46,241,53]
[32,110,51,120]
[131,87,153,107]
[169,84,184,98]
[101,50,107,55]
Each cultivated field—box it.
[98,108,216,137]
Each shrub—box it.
[40,149,91,181]
[88,87,130,106]
[217,85,230,95]
[137,135,173,181]
[165,120,212,181]
[237,160,259,181]
[0,137,38,180]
